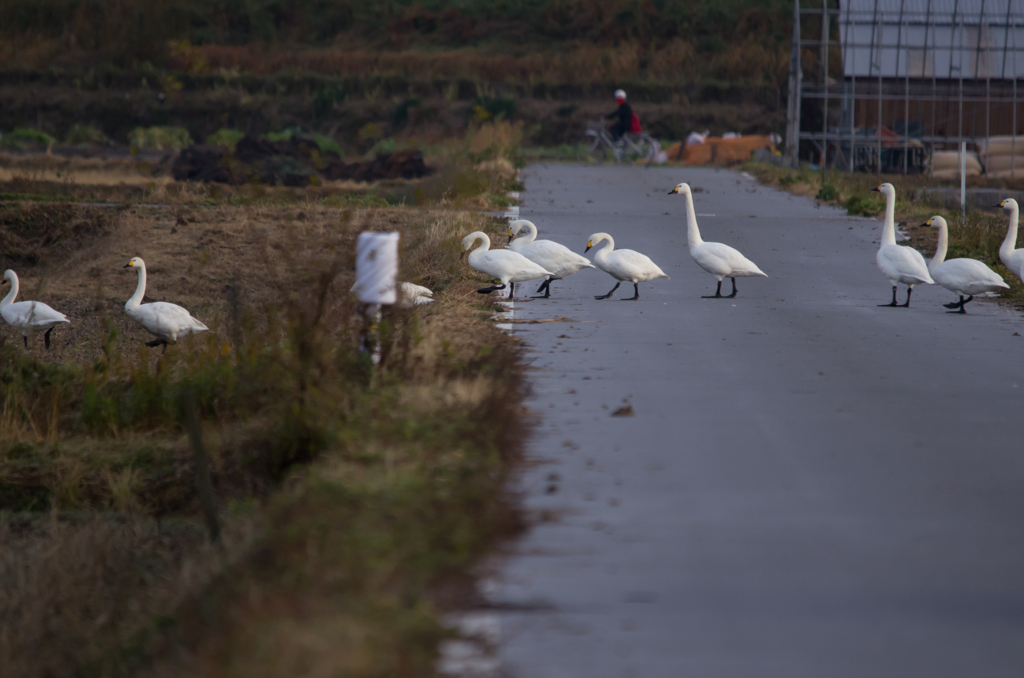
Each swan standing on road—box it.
[871,183,933,307]
[584,232,668,300]
[1,270,69,349]
[508,220,595,298]
[123,257,208,349]
[925,216,1009,313]
[668,182,766,298]
[998,198,1024,282]
[461,231,553,299]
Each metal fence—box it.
[785,0,1024,174]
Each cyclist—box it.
[604,89,635,143]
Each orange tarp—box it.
[661,136,775,165]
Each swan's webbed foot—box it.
[725,277,738,298]
[44,328,52,349]
[944,295,973,312]
[532,279,552,298]
[146,338,169,349]
[620,283,640,300]
[702,280,724,299]
[476,284,507,294]
[899,287,914,307]
[878,285,899,306]
[595,282,620,300]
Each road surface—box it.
[491,164,1024,678]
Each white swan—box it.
[668,182,766,298]
[871,183,934,307]
[508,219,595,298]
[123,257,208,349]
[924,215,1009,313]
[584,232,668,300]
[1,270,69,349]
[998,198,1024,282]
[461,231,553,298]
[349,281,434,308]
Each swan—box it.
[997,198,1024,282]
[123,257,208,349]
[668,182,766,298]
[924,215,1009,313]
[584,232,668,300]
[461,231,553,299]
[349,281,434,308]
[1,270,69,349]
[871,183,933,307]
[508,220,595,297]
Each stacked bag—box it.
[930,149,982,179]
[977,136,1024,179]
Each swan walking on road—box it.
[998,198,1024,283]
[508,220,595,298]
[123,257,208,350]
[461,231,553,299]
[925,216,1009,313]
[668,182,766,298]
[1,270,69,349]
[584,232,668,300]
[871,183,933,307]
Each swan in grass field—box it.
[349,281,434,307]
[508,219,595,298]
[998,198,1024,283]
[584,232,668,300]
[871,183,933,307]
[1,270,69,349]
[924,215,1009,313]
[123,257,208,350]
[461,231,553,299]
[668,182,766,298]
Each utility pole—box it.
[785,0,803,163]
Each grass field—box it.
[0,128,529,676]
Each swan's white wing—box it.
[474,250,553,283]
[693,242,766,278]
[877,245,934,285]
[518,239,596,278]
[607,249,669,283]
[398,282,433,298]
[1,301,69,331]
[931,259,1009,295]
[137,302,208,340]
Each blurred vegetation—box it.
[128,126,193,150]
[0,127,55,150]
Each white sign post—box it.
[354,232,399,365]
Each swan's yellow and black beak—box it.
[584,240,592,253]
[668,186,679,195]
[123,262,133,268]
[920,218,932,227]
[997,200,1007,208]
[507,229,514,244]
[870,186,881,192]
[459,247,465,260]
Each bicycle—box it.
[574,120,660,165]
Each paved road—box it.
[493,165,1024,678]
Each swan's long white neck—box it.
[516,222,537,245]
[881,189,897,246]
[1,273,18,307]
[127,263,147,308]
[1000,203,1020,257]
[592,234,615,263]
[683,190,703,248]
[930,222,948,267]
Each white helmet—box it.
[614,89,626,100]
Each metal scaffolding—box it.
[785,0,1024,174]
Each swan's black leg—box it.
[532,279,553,299]
[946,294,973,314]
[44,328,52,349]
[725,277,738,298]
[879,285,898,307]
[509,282,515,299]
[900,286,913,307]
[476,284,507,294]
[621,282,640,301]
[702,280,723,299]
[146,338,168,349]
[22,335,28,348]
[595,282,620,300]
